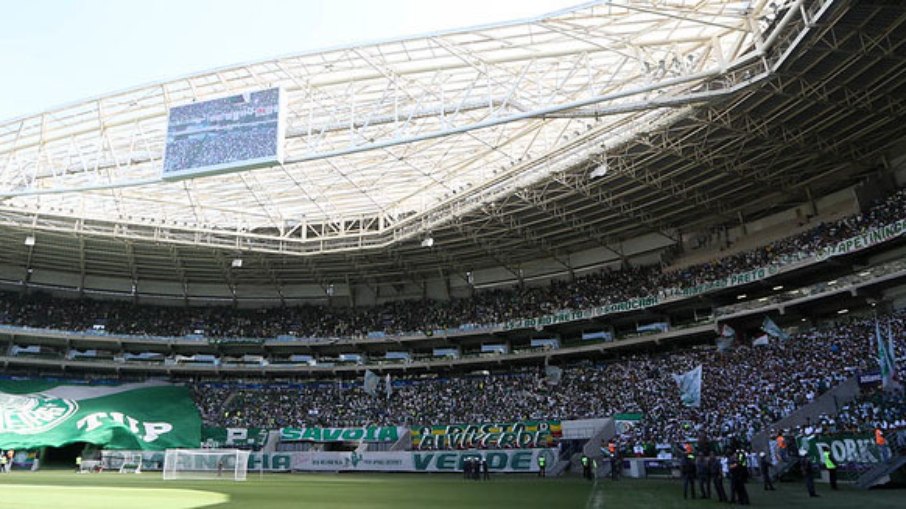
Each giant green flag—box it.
[0,380,201,450]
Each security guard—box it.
[75,455,82,473]
[876,427,890,463]
[800,449,819,498]
[682,453,697,499]
[822,449,837,490]
[538,453,547,478]
[709,453,728,502]
[776,433,788,462]
[697,453,711,498]
[760,452,775,491]
[581,454,591,480]
[730,453,750,505]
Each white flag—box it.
[385,373,392,400]
[878,321,901,391]
[364,370,380,397]
[752,334,770,347]
[716,324,735,352]
[672,365,702,408]
[762,316,790,341]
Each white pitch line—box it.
[584,478,605,509]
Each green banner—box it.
[207,337,265,345]
[201,427,269,448]
[614,413,643,435]
[411,421,561,450]
[816,219,906,260]
[503,297,658,331]
[0,380,201,450]
[801,433,882,465]
[279,426,402,443]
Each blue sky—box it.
[0,0,582,121]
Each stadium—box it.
[0,0,905,507]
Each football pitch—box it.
[1,471,904,509]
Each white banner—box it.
[115,448,555,473]
[294,451,413,472]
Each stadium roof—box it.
[1,0,905,296]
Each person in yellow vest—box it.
[581,454,591,480]
[822,449,837,490]
[537,453,546,478]
[75,455,82,473]
[876,427,890,463]
[0,455,7,474]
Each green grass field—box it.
[1,470,904,509]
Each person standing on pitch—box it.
[760,452,775,491]
[822,449,837,490]
[696,453,711,498]
[581,454,591,480]
[681,453,697,499]
[538,453,547,478]
[800,449,819,498]
[730,454,750,505]
[709,453,728,502]
[481,457,489,481]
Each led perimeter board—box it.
[161,87,285,180]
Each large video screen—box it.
[161,87,285,180]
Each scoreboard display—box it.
[162,87,285,180]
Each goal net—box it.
[162,449,250,481]
[100,451,143,473]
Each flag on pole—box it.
[716,324,735,352]
[385,373,392,400]
[878,321,901,391]
[888,322,900,387]
[672,365,702,408]
[752,334,770,347]
[364,370,380,397]
[545,365,563,385]
[762,316,790,341]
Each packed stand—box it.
[191,313,905,451]
[0,189,904,340]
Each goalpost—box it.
[162,449,250,481]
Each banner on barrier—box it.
[112,449,554,473]
[801,433,882,466]
[279,426,403,443]
[816,219,906,261]
[411,421,561,450]
[294,451,413,472]
[202,427,269,448]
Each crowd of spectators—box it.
[164,87,280,173]
[1,188,904,342]
[164,125,278,173]
[190,313,905,450]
